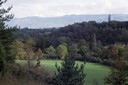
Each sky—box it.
[4,0,128,18]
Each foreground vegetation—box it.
[17,60,110,85]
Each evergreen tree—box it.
[51,54,86,85]
[0,43,6,76]
[0,0,15,76]
[108,14,111,23]
[69,44,78,55]
[92,33,97,50]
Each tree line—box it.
[15,20,128,49]
[13,20,128,66]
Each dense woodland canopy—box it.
[15,20,128,49]
[12,20,128,65]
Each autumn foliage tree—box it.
[105,45,128,85]
[11,40,26,60]
[105,61,128,85]
[35,48,43,60]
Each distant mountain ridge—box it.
[6,14,128,28]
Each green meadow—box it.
[17,60,110,85]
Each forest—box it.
[14,20,128,65]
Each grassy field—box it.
[17,60,110,85]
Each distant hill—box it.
[6,14,128,28]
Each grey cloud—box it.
[4,0,128,18]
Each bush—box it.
[102,59,113,66]
[0,63,50,85]
[44,54,60,59]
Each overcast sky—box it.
[4,0,128,18]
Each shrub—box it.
[0,62,50,85]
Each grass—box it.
[17,60,110,85]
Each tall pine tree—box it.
[51,54,86,85]
[0,0,15,77]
